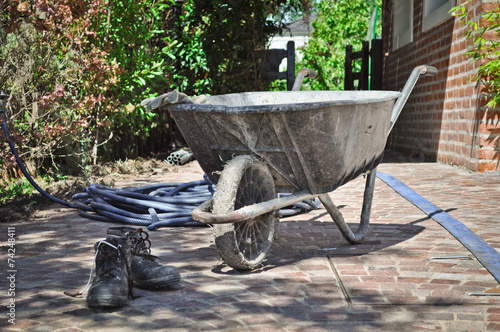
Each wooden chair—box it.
[344,39,383,90]
[262,41,296,91]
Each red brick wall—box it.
[382,0,499,172]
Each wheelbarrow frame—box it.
[171,65,437,270]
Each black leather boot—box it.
[86,237,133,307]
[107,226,181,289]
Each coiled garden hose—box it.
[2,110,316,229]
[72,178,215,230]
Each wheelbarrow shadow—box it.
[211,210,428,274]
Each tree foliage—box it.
[172,0,312,95]
[299,0,381,91]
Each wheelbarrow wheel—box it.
[213,155,279,271]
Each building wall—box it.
[382,0,499,172]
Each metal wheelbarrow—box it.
[163,65,437,270]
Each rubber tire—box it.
[213,155,279,271]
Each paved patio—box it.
[2,151,500,331]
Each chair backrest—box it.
[344,39,383,90]
[262,41,295,91]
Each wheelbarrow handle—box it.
[420,65,438,76]
[388,65,438,135]
[291,68,317,91]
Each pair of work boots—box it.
[86,226,180,308]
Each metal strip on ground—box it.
[377,171,500,284]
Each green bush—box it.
[0,0,177,171]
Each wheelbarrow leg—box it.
[318,168,377,244]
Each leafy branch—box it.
[451,0,500,107]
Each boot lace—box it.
[128,228,157,260]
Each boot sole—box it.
[87,294,128,308]
[134,273,181,289]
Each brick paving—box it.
[1,150,500,331]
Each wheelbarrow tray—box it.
[167,90,401,195]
